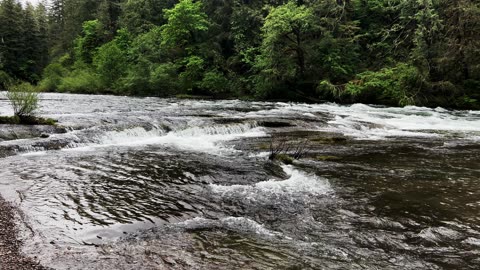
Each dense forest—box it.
[0,0,479,108]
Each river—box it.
[0,93,479,269]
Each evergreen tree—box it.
[0,0,24,77]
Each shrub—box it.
[6,82,39,118]
[58,69,102,93]
[345,63,426,106]
[149,63,179,96]
[38,63,68,91]
[117,58,151,95]
[199,70,230,94]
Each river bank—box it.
[0,197,45,270]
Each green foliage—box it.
[1,0,474,109]
[161,0,209,49]
[179,55,205,92]
[74,20,104,64]
[6,82,39,118]
[130,26,164,62]
[199,70,229,94]
[119,0,175,34]
[317,80,344,101]
[256,2,317,89]
[149,63,179,96]
[38,63,68,91]
[57,68,102,93]
[93,41,127,89]
[0,70,13,89]
[345,64,426,106]
[0,0,49,82]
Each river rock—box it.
[0,124,67,141]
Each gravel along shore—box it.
[0,197,46,270]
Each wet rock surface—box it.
[0,125,67,142]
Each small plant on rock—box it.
[6,82,39,119]
[268,136,309,164]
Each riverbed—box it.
[0,93,479,269]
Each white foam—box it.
[303,113,317,118]
[178,217,279,237]
[94,126,166,145]
[211,165,332,198]
[248,152,270,158]
[20,151,47,157]
[324,115,441,140]
[463,237,480,247]
[247,102,480,140]
[64,122,266,154]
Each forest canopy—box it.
[0,0,479,109]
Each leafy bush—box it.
[58,69,102,93]
[344,63,426,106]
[149,63,179,96]
[199,70,230,94]
[6,82,39,118]
[117,58,151,95]
[38,63,68,91]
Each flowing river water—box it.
[0,93,479,269]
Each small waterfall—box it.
[67,125,168,148]
[173,122,260,137]
[6,121,266,155]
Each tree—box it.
[96,0,123,40]
[437,0,480,83]
[48,0,66,57]
[21,3,41,81]
[254,2,318,97]
[161,0,209,49]
[93,39,127,89]
[35,2,50,74]
[120,0,175,34]
[160,0,212,93]
[0,0,25,78]
[74,19,104,64]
